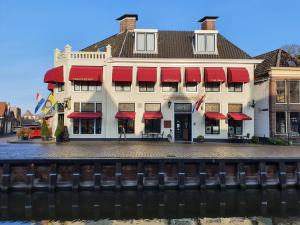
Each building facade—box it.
[44,15,260,141]
[0,102,17,135]
[254,49,300,139]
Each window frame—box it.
[228,83,243,92]
[162,82,179,92]
[186,83,198,92]
[289,80,300,104]
[139,82,155,92]
[114,82,131,92]
[276,80,286,104]
[275,111,287,135]
[205,102,221,135]
[73,81,102,92]
[57,83,64,92]
[134,30,158,53]
[205,82,220,92]
[194,31,218,54]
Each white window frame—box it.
[194,30,218,55]
[134,29,158,54]
[289,80,300,104]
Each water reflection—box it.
[0,189,299,221]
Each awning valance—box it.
[161,67,181,83]
[69,66,103,81]
[185,67,201,83]
[47,83,54,91]
[115,112,136,119]
[143,112,163,120]
[228,113,252,121]
[227,68,250,83]
[112,66,133,82]
[44,66,64,83]
[137,67,157,82]
[67,112,102,119]
[205,112,227,120]
[204,68,225,82]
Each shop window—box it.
[115,82,131,92]
[145,119,161,133]
[276,81,286,103]
[81,119,95,134]
[290,112,300,134]
[118,119,135,134]
[145,103,161,112]
[228,83,243,92]
[205,103,220,134]
[205,82,220,92]
[228,104,243,135]
[276,112,286,134]
[73,119,79,134]
[289,81,300,103]
[139,82,154,92]
[162,83,178,92]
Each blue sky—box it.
[0,0,299,113]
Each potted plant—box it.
[17,128,31,140]
[194,135,205,143]
[41,120,49,141]
[54,123,64,143]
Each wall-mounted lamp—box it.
[168,100,172,109]
[249,99,256,108]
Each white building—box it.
[44,15,261,141]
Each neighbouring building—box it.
[10,106,21,126]
[0,102,17,134]
[254,49,300,139]
[43,14,261,141]
[22,110,41,126]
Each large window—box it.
[228,104,243,135]
[144,103,161,133]
[74,81,101,92]
[276,112,286,134]
[139,82,154,92]
[115,82,131,92]
[72,102,102,135]
[276,81,286,103]
[186,83,197,92]
[196,34,216,53]
[136,32,156,52]
[289,81,300,103]
[162,82,178,92]
[290,112,300,134]
[228,83,243,92]
[205,82,220,92]
[205,103,220,134]
[118,103,135,134]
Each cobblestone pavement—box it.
[0,138,300,160]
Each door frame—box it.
[173,103,192,142]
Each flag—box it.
[192,95,205,113]
[34,93,45,114]
[41,94,57,115]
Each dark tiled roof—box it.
[82,31,251,59]
[254,49,300,79]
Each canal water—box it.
[0,189,300,224]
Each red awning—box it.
[69,66,103,81]
[115,112,136,119]
[44,66,64,83]
[161,67,181,82]
[112,66,133,82]
[143,112,163,120]
[67,112,102,119]
[204,68,226,82]
[47,83,54,91]
[228,113,252,121]
[137,67,157,82]
[185,67,201,83]
[205,112,227,120]
[227,68,250,83]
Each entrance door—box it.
[174,114,191,141]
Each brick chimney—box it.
[198,16,218,30]
[116,14,138,33]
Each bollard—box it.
[279,162,287,189]
[238,163,246,190]
[115,162,122,190]
[137,161,144,190]
[158,161,165,190]
[178,161,185,190]
[199,162,206,189]
[94,163,101,191]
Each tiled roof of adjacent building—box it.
[0,102,7,118]
[254,49,300,79]
[82,31,251,59]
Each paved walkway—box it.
[0,136,300,160]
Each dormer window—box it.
[194,30,218,54]
[134,29,158,53]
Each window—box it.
[81,103,94,112]
[119,103,135,112]
[276,81,286,103]
[162,82,178,92]
[139,82,154,92]
[228,104,243,135]
[276,112,286,134]
[145,103,161,112]
[186,83,197,92]
[136,32,156,52]
[145,119,161,133]
[74,81,102,92]
[74,102,80,112]
[205,82,220,92]
[73,119,80,134]
[115,82,131,92]
[174,103,192,112]
[57,103,64,113]
[118,103,135,134]
[57,83,64,92]
[81,119,95,134]
[96,103,102,112]
[289,81,300,103]
[205,103,220,135]
[228,83,243,92]
[196,33,216,53]
[290,112,300,134]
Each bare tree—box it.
[281,44,300,57]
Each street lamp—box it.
[168,100,172,108]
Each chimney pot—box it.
[198,16,218,30]
[116,14,138,33]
